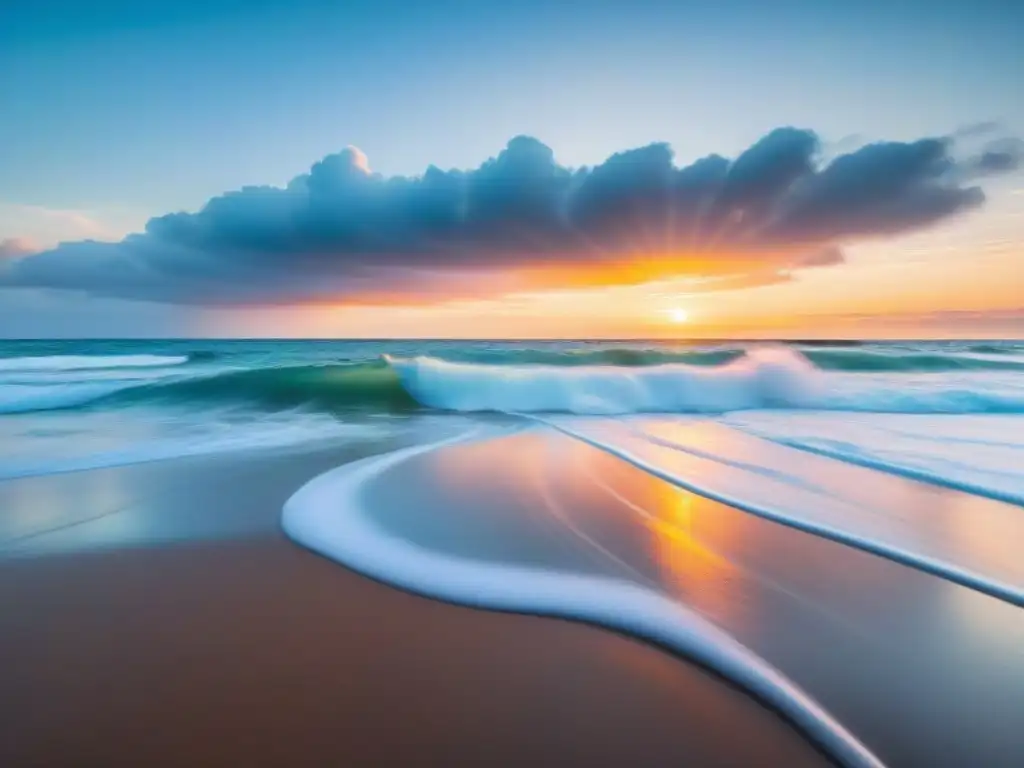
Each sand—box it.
[334,430,1024,767]
[0,442,827,767]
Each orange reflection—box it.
[645,479,747,626]
[580,446,748,626]
[937,491,1024,589]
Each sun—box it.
[667,308,689,323]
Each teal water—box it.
[1,338,1023,483]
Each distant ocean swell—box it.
[0,353,195,372]
[2,346,1024,416]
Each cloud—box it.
[0,204,112,240]
[3,127,1017,306]
[797,246,845,268]
[0,237,39,259]
[953,120,1002,139]
[813,307,1024,333]
[966,137,1024,176]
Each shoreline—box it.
[0,441,827,767]
[5,423,1023,766]
[339,430,1024,767]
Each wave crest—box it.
[4,345,1024,416]
[387,350,1024,415]
[387,348,825,414]
[122,361,418,413]
[0,353,191,372]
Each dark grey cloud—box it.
[3,126,1017,306]
[765,138,986,243]
[967,137,1024,176]
[953,120,1002,139]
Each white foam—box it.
[0,354,189,372]
[724,413,1024,506]
[533,416,1024,608]
[282,433,883,768]
[0,381,141,414]
[387,347,824,414]
[385,351,1024,415]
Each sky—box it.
[1,0,1022,339]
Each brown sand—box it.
[0,447,827,767]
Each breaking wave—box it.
[386,349,1024,415]
[4,346,1024,416]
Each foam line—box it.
[0,382,142,414]
[528,415,1024,608]
[282,432,884,768]
[618,418,835,495]
[577,460,873,643]
[730,431,1024,507]
[0,354,189,372]
[384,350,1024,415]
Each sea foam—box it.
[387,347,824,414]
[386,350,1024,415]
[533,416,1024,607]
[724,412,1024,506]
[0,382,142,415]
[0,354,189,372]
[282,432,883,768]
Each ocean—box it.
[1,338,1023,502]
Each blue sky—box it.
[1,0,1022,337]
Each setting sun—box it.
[668,308,690,323]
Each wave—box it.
[5,346,1024,417]
[0,361,415,416]
[117,361,419,413]
[801,347,1024,372]
[0,353,191,372]
[387,350,1024,415]
[420,346,1024,372]
[0,382,147,415]
[387,350,819,414]
[452,347,741,368]
[967,343,1023,355]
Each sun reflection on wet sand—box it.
[572,443,752,628]
[573,439,895,644]
[577,416,1024,595]
[354,428,1024,766]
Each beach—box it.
[6,0,1024,760]
[0,440,828,768]
[287,427,1024,767]
[2,339,1024,767]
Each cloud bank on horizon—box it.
[3,127,1020,306]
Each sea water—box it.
[1,338,1022,500]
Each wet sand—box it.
[0,442,827,767]
[354,430,1024,767]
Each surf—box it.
[386,349,1024,415]
[6,345,1024,417]
[0,353,192,372]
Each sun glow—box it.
[668,308,689,323]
